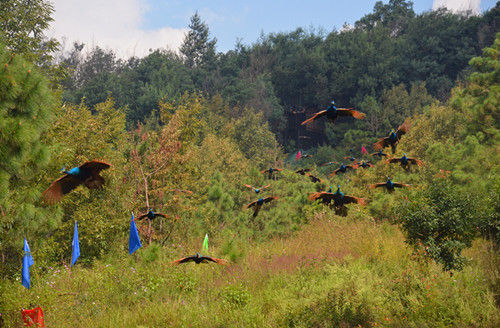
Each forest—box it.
[0,0,498,327]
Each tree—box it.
[180,12,217,69]
[0,0,60,78]
[0,43,58,275]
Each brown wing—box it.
[370,152,387,157]
[387,158,401,164]
[330,169,340,176]
[346,165,356,170]
[261,184,271,190]
[369,183,387,189]
[135,213,149,220]
[171,256,195,265]
[274,168,282,172]
[80,160,111,174]
[201,256,228,265]
[336,108,366,119]
[42,174,83,204]
[247,200,258,208]
[321,161,338,166]
[407,158,424,166]
[263,196,278,203]
[343,195,367,205]
[373,137,390,150]
[154,213,168,218]
[393,183,411,188]
[306,173,323,183]
[260,169,269,174]
[309,192,335,202]
[244,184,255,190]
[301,110,327,125]
[396,121,410,139]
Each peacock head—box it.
[327,186,333,192]
[60,165,66,173]
[255,189,260,193]
[196,252,200,258]
[331,100,335,105]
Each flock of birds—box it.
[40,100,424,266]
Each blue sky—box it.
[141,0,497,52]
[50,0,497,58]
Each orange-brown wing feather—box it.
[387,158,401,164]
[263,196,278,203]
[301,110,327,125]
[373,138,390,150]
[261,184,271,190]
[42,174,83,204]
[336,108,366,119]
[244,184,254,189]
[393,183,411,188]
[171,256,195,265]
[408,158,424,166]
[343,195,367,205]
[80,160,111,173]
[396,121,410,139]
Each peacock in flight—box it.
[370,149,388,158]
[330,163,356,176]
[301,100,366,126]
[247,196,278,217]
[309,185,366,216]
[387,153,424,171]
[171,252,227,265]
[369,177,410,192]
[357,161,373,169]
[244,184,271,194]
[261,167,282,180]
[373,121,410,153]
[134,209,170,221]
[42,160,111,204]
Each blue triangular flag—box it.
[22,238,34,289]
[129,213,142,254]
[71,221,80,267]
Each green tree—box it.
[180,12,217,69]
[0,43,58,275]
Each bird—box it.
[301,100,366,125]
[369,177,410,192]
[309,185,366,216]
[357,161,373,169]
[171,252,227,265]
[295,168,311,175]
[261,167,282,180]
[373,121,410,153]
[370,150,388,158]
[387,153,424,170]
[247,196,278,217]
[134,209,169,221]
[42,160,111,204]
[305,173,323,183]
[330,163,356,176]
[244,184,271,194]
[344,156,357,164]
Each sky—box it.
[48,0,497,58]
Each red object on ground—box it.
[295,150,302,161]
[361,146,368,154]
[21,307,45,327]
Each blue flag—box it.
[22,238,34,289]
[129,213,142,254]
[71,221,80,267]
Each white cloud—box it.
[48,0,188,58]
[432,0,481,14]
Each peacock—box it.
[42,161,111,204]
[373,121,410,153]
[369,177,410,192]
[247,196,278,217]
[301,100,366,125]
[171,252,227,265]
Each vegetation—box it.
[0,0,498,327]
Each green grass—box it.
[1,214,498,327]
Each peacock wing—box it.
[373,137,390,150]
[393,182,411,188]
[201,256,228,265]
[336,108,366,119]
[42,174,83,204]
[396,121,410,139]
[408,158,424,166]
[80,160,111,174]
[171,256,195,265]
[387,158,401,164]
[343,195,367,205]
[301,110,327,125]
[263,196,277,203]
[369,183,387,189]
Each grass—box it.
[1,213,498,327]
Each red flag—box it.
[22,307,45,327]
[295,150,302,161]
[361,146,368,154]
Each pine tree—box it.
[180,12,217,69]
[0,42,58,275]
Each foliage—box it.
[0,43,58,276]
